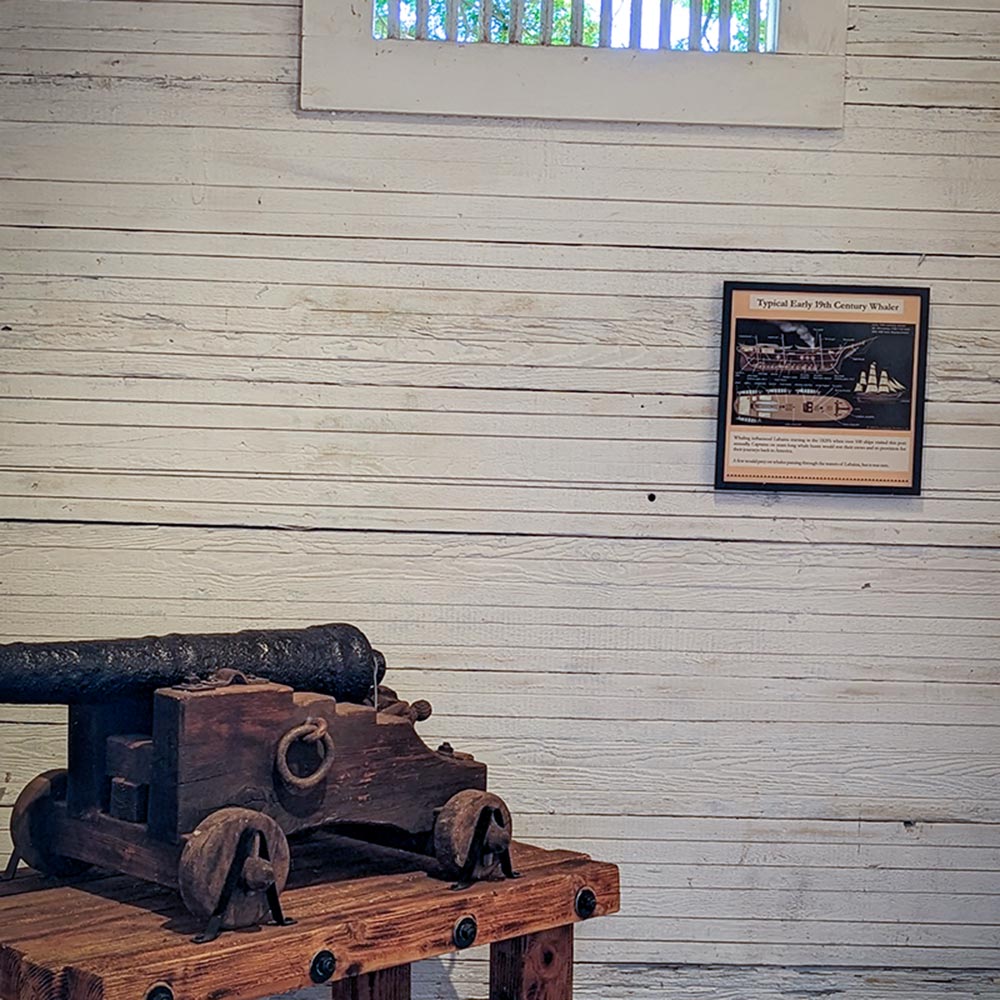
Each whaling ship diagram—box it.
[854,361,907,402]
[734,393,854,423]
[737,332,875,374]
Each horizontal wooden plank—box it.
[0,520,994,577]
[3,184,993,255]
[0,344,995,411]
[2,422,997,498]
[2,492,998,546]
[5,593,1000,648]
[7,582,1000,637]
[2,468,998,546]
[7,123,1000,211]
[411,962,1000,1000]
[7,313,998,370]
[0,0,293,33]
[847,76,1000,111]
[3,396,998,447]
[848,6,1000,57]
[526,813,1000,851]
[8,227,1000,290]
[0,368,992,427]
[2,368,996,423]
[0,49,296,83]
[5,611,998,663]
[584,914,1000,950]
[0,27,295,58]
[538,939,1000,965]
[1,271,995,334]
[2,76,997,155]
[3,600,995,664]
[0,371,995,436]
[3,233,1000,312]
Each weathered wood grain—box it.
[411,960,1000,999]
[490,925,572,1000]
[2,78,998,157]
[331,965,412,1000]
[0,841,619,1000]
[0,0,998,988]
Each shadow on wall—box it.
[413,954,471,999]
[276,956,469,1000]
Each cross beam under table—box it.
[0,838,619,1000]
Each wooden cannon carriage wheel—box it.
[179,808,292,935]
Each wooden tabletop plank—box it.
[0,839,620,1000]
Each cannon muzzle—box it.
[0,623,386,705]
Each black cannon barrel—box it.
[0,623,386,705]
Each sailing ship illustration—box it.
[737,333,874,374]
[734,393,854,423]
[854,361,907,402]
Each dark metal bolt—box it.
[453,914,478,949]
[146,985,174,1000]
[309,950,337,983]
[575,887,598,919]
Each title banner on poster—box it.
[715,282,930,496]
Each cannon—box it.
[0,622,386,705]
[3,624,516,942]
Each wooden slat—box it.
[10,123,1000,213]
[509,0,523,43]
[2,76,997,148]
[490,925,573,1000]
[688,0,701,49]
[718,0,730,50]
[748,0,760,51]
[386,0,400,39]
[570,0,584,45]
[418,963,1000,1000]
[479,0,492,41]
[0,841,618,1000]
[629,0,642,47]
[542,0,555,44]
[444,0,458,40]
[658,0,672,48]
[332,965,411,1000]
[764,0,778,51]
[415,0,428,38]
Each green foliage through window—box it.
[373,0,775,50]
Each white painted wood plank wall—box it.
[0,0,998,995]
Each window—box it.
[373,0,780,52]
[300,0,846,127]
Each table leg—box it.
[489,924,573,1000]
[330,964,411,1000]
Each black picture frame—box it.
[714,281,930,496]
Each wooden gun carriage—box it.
[2,624,515,942]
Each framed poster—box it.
[715,282,930,495]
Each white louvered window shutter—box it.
[372,0,780,52]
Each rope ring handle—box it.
[276,717,335,790]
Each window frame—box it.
[300,0,847,128]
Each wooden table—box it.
[0,835,620,1000]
